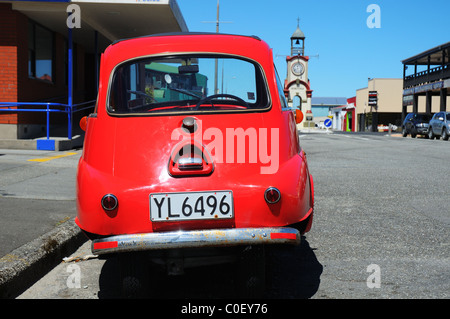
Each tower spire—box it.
[291,19,305,56]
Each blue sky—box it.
[177,0,449,99]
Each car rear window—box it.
[107,54,270,115]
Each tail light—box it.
[101,194,118,211]
[264,187,281,204]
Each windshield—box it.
[416,114,431,121]
[108,55,269,115]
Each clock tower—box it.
[284,21,313,125]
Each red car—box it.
[76,33,314,297]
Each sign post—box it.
[368,91,378,132]
[324,118,332,132]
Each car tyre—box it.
[428,129,435,140]
[442,129,449,141]
[118,252,150,298]
[402,128,407,137]
[237,245,266,299]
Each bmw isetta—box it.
[76,33,314,297]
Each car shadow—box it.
[264,236,323,299]
[97,236,322,299]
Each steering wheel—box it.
[194,94,250,110]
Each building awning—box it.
[8,0,188,53]
[330,105,354,112]
[402,42,450,65]
[311,97,347,106]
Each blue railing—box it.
[0,100,95,143]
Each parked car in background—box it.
[76,33,315,298]
[402,113,431,138]
[428,112,450,140]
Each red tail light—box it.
[264,187,281,204]
[101,194,118,211]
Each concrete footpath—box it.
[0,219,86,298]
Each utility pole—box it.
[216,0,220,33]
[214,0,219,94]
[202,0,232,94]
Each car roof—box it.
[102,32,272,76]
[111,32,262,46]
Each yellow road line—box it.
[28,152,78,163]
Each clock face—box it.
[291,62,304,76]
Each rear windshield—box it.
[107,54,270,115]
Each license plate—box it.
[150,191,234,222]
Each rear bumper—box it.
[92,227,300,255]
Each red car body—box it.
[75,33,314,295]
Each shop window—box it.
[28,21,54,82]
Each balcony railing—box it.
[404,64,450,88]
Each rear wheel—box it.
[428,129,435,140]
[118,252,150,298]
[442,129,449,141]
[237,245,266,298]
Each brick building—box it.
[0,0,187,149]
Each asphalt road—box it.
[0,149,80,258]
[302,132,449,299]
[10,132,450,299]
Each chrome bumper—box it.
[92,227,300,255]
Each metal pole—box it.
[214,0,219,94]
[440,88,447,112]
[216,0,220,32]
[46,103,50,140]
[68,20,73,140]
[95,30,99,94]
